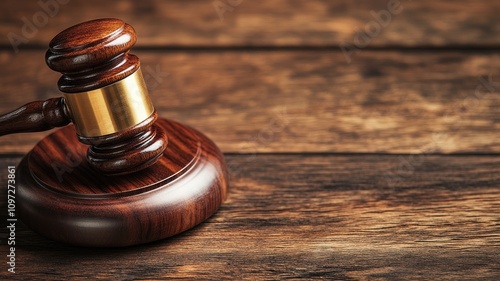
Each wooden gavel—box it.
[0,18,166,175]
[2,19,228,247]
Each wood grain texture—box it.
[1,154,499,280]
[0,0,500,48]
[0,3,498,280]
[0,50,499,154]
[17,118,228,247]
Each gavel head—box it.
[45,18,167,175]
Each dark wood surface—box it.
[0,0,499,47]
[1,155,499,279]
[1,50,499,154]
[0,1,499,280]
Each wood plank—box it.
[0,0,499,48]
[0,154,499,280]
[0,50,499,154]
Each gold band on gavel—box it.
[63,68,154,137]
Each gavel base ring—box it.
[17,118,228,247]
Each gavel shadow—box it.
[15,218,204,252]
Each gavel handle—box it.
[0,97,72,136]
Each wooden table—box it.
[0,1,499,280]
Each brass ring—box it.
[63,68,154,137]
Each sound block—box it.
[17,118,228,247]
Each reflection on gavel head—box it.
[45,18,167,175]
[7,18,230,247]
[4,18,229,248]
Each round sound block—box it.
[17,118,228,247]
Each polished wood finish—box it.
[0,18,169,175]
[0,98,167,175]
[2,18,228,247]
[79,111,167,175]
[46,18,139,93]
[0,1,499,280]
[45,18,168,174]
[17,118,227,247]
[0,97,70,136]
